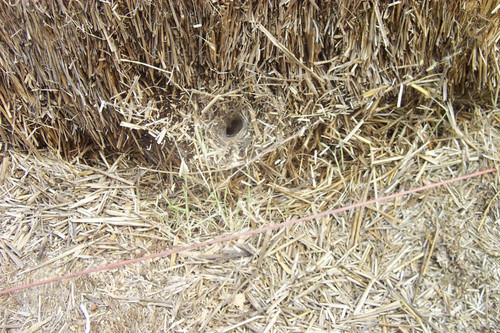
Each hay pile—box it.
[1,1,499,331]
[1,1,498,168]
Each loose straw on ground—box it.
[0,167,496,296]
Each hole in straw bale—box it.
[225,115,245,137]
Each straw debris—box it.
[1,1,499,331]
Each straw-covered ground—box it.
[1,1,499,332]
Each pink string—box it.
[1,167,496,295]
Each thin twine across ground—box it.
[0,167,497,296]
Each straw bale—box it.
[1,1,499,169]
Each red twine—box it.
[1,167,496,295]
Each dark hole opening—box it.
[225,116,244,137]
